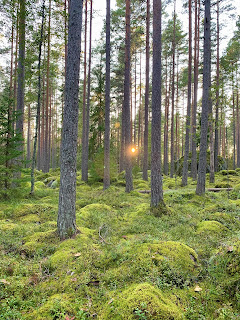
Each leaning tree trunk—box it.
[104,0,111,190]
[182,0,192,187]
[58,0,83,240]
[196,0,211,195]
[151,0,164,211]
[124,0,133,192]
[143,0,150,181]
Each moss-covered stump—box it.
[99,283,184,319]
[103,241,198,287]
[196,221,229,236]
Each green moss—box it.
[0,220,17,231]
[34,181,45,189]
[28,294,74,320]
[99,283,183,319]
[22,230,58,256]
[208,212,240,230]
[76,203,115,229]
[219,170,238,176]
[214,182,232,188]
[21,214,41,223]
[103,241,198,287]
[197,221,229,235]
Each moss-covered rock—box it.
[197,221,229,235]
[220,170,238,176]
[99,283,183,319]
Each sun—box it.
[131,147,136,153]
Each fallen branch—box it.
[207,188,233,192]
[99,224,111,245]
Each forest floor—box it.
[0,169,240,319]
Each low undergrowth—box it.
[0,169,240,319]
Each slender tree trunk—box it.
[237,90,240,167]
[209,99,215,183]
[43,0,51,173]
[137,52,142,165]
[82,0,93,182]
[151,0,164,210]
[191,0,200,179]
[104,0,111,190]
[143,0,150,181]
[214,0,220,172]
[232,76,236,169]
[196,0,211,195]
[15,0,26,178]
[182,0,192,186]
[31,0,45,194]
[170,0,176,178]
[26,104,31,166]
[5,21,15,188]
[134,52,137,145]
[81,0,88,181]
[164,62,170,175]
[124,0,133,192]
[58,0,83,240]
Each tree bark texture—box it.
[58,0,83,240]
[143,0,150,181]
[182,0,192,186]
[124,0,133,192]
[151,0,164,208]
[196,0,211,195]
[104,0,111,190]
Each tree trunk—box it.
[151,0,164,210]
[43,0,51,173]
[143,0,150,181]
[124,0,133,192]
[214,0,220,172]
[15,0,25,179]
[104,0,111,190]
[81,0,88,181]
[191,0,200,180]
[58,0,83,240]
[182,0,192,186]
[82,0,93,182]
[170,0,176,178]
[196,0,211,195]
[31,0,45,194]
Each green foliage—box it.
[89,149,118,182]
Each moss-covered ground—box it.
[0,169,240,319]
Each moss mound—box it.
[100,283,183,319]
[208,242,240,302]
[28,293,74,320]
[103,241,198,287]
[197,221,229,235]
[76,203,115,229]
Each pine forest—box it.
[0,0,240,318]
